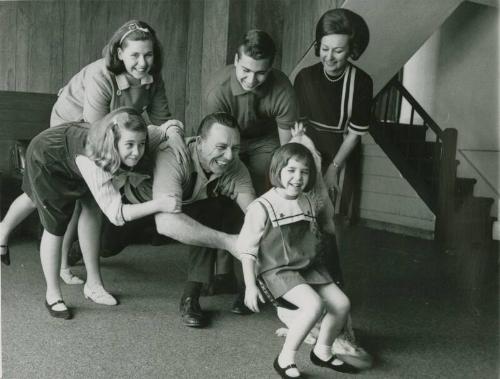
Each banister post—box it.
[436,128,457,251]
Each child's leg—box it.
[59,202,83,284]
[314,282,350,360]
[0,193,36,249]
[40,229,67,311]
[78,196,116,305]
[78,196,103,287]
[277,284,324,377]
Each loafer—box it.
[310,349,358,374]
[273,356,303,379]
[231,294,253,315]
[60,268,84,285]
[0,245,10,266]
[84,284,118,306]
[45,299,72,320]
[180,297,206,327]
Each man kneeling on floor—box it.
[153,112,256,327]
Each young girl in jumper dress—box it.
[0,107,182,319]
[238,143,357,378]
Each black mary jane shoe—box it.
[1,245,10,266]
[310,350,358,374]
[273,356,303,379]
[45,300,72,320]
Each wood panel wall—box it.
[0,0,190,118]
[227,0,286,69]
[281,0,342,75]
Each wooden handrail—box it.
[389,80,443,138]
[371,79,460,251]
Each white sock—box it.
[314,343,344,366]
[314,343,333,361]
[278,348,300,378]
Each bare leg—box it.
[59,202,83,284]
[0,193,36,253]
[78,196,103,287]
[40,230,67,312]
[78,196,117,305]
[315,282,350,350]
[277,284,324,377]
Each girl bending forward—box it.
[238,143,356,378]
[1,107,181,319]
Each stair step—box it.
[455,196,494,217]
[454,177,477,200]
[407,141,441,160]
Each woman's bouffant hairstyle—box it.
[86,107,147,174]
[103,20,163,76]
[269,143,317,192]
[314,9,370,60]
[237,29,276,65]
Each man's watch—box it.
[332,161,340,169]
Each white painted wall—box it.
[431,2,498,215]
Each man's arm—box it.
[155,212,238,256]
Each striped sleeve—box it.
[348,69,373,136]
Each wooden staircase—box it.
[370,77,496,306]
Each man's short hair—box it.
[197,112,240,139]
[237,29,276,64]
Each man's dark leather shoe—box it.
[180,297,206,327]
[230,293,253,315]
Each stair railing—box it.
[371,76,458,248]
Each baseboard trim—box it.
[359,217,435,240]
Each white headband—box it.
[119,23,150,45]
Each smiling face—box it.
[197,122,240,176]
[276,156,310,198]
[319,34,351,77]
[117,127,147,168]
[118,39,154,81]
[234,51,272,91]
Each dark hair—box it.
[237,29,276,64]
[197,112,240,139]
[314,9,369,60]
[269,143,317,192]
[103,20,163,76]
[86,107,147,174]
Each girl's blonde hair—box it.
[86,107,147,174]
